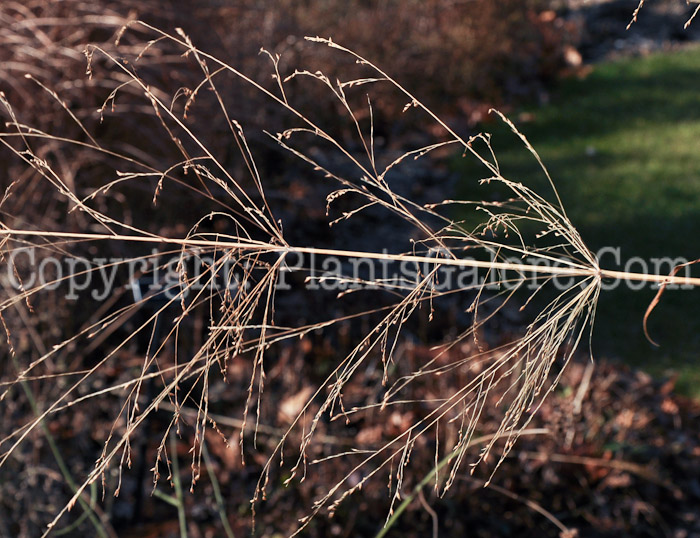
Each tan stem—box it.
[2,229,700,287]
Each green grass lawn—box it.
[453,45,700,395]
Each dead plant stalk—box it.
[1,230,699,287]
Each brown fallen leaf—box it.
[278,386,315,423]
[643,257,700,347]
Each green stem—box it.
[152,488,181,507]
[202,441,236,538]
[376,428,548,538]
[53,482,98,536]
[169,431,188,538]
[12,355,110,538]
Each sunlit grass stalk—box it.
[1,229,699,287]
